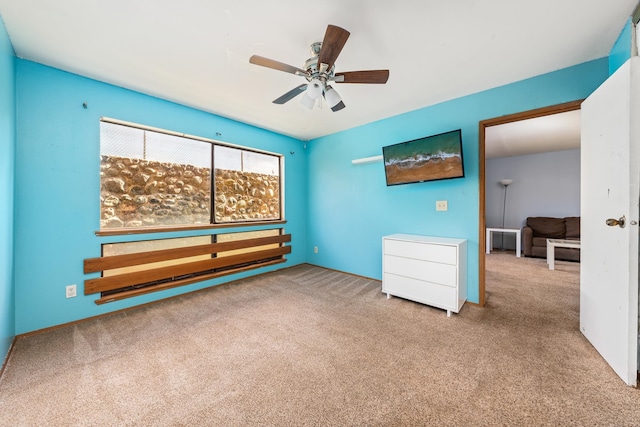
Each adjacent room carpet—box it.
[1,254,639,426]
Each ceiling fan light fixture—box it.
[300,92,316,109]
[306,78,324,100]
[323,85,342,108]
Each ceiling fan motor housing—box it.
[303,47,335,84]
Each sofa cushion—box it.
[532,237,549,247]
[565,217,580,238]
[526,217,566,238]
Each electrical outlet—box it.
[436,200,448,211]
[313,246,319,254]
[66,284,77,298]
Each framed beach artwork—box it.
[382,129,464,186]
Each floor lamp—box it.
[500,179,513,249]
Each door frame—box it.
[477,99,584,306]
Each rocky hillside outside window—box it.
[99,120,283,230]
[213,145,281,223]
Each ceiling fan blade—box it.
[273,84,308,104]
[250,55,307,76]
[317,25,350,71]
[334,70,389,84]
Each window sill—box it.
[95,220,287,237]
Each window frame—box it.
[97,117,285,236]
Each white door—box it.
[581,56,639,386]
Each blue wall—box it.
[0,17,15,363]
[2,26,618,336]
[609,18,633,75]
[14,60,307,334]
[306,59,608,304]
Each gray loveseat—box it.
[522,216,580,262]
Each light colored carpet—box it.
[1,254,639,426]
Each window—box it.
[214,146,281,223]
[99,119,283,230]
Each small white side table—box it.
[547,238,581,270]
[486,228,521,257]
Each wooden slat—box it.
[84,234,291,273]
[94,258,286,305]
[85,246,291,295]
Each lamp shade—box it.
[324,85,342,108]
[300,92,316,109]
[306,78,323,100]
[500,179,513,186]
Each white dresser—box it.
[382,234,467,317]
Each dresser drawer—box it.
[383,273,458,311]
[384,254,457,287]
[384,239,457,265]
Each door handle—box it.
[606,215,626,228]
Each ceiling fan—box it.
[249,25,389,112]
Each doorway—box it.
[477,100,583,306]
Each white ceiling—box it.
[0,0,636,141]
[485,110,582,159]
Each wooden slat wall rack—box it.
[84,233,291,304]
